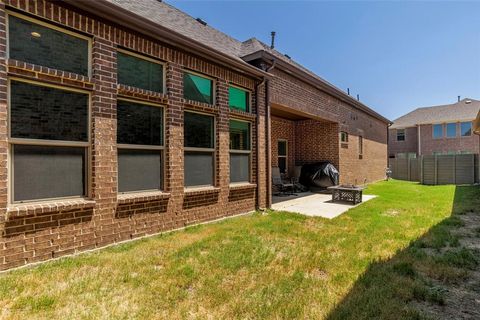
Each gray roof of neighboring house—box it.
[391,99,480,129]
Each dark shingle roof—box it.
[391,99,480,129]
[105,0,388,122]
[106,0,244,59]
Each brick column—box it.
[165,62,184,215]
[256,82,268,208]
[0,3,7,252]
[216,80,230,203]
[91,37,118,246]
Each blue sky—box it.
[169,0,480,121]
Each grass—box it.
[0,180,478,319]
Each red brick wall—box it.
[388,127,418,157]
[0,0,265,270]
[271,116,295,177]
[419,123,480,155]
[295,120,339,168]
[269,68,388,185]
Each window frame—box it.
[183,70,216,105]
[446,122,457,138]
[432,123,443,139]
[229,118,252,184]
[184,110,216,188]
[340,131,349,143]
[117,48,166,94]
[117,97,165,194]
[228,84,251,113]
[7,77,92,204]
[396,129,405,142]
[460,121,472,137]
[277,139,288,174]
[6,11,93,78]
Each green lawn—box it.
[1,180,479,319]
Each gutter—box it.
[62,0,269,79]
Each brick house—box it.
[0,0,389,270]
[389,99,480,158]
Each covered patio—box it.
[272,192,376,219]
[270,103,340,181]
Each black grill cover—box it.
[299,162,339,188]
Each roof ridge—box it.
[161,0,243,45]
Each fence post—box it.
[434,154,438,185]
[453,155,456,185]
[407,158,411,181]
[420,155,424,184]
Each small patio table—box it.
[327,185,365,205]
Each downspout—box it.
[255,59,276,210]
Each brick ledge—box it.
[184,186,221,195]
[6,199,96,219]
[117,191,171,204]
[229,183,257,190]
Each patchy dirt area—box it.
[413,210,480,319]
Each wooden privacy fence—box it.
[389,154,480,185]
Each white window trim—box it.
[432,123,444,139]
[396,129,406,142]
[445,122,457,138]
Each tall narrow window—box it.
[460,122,472,137]
[396,129,405,141]
[8,14,90,75]
[278,140,288,174]
[433,124,443,139]
[340,131,349,143]
[117,51,164,92]
[358,136,363,159]
[230,120,251,183]
[10,80,89,202]
[229,86,249,112]
[446,123,456,138]
[183,72,213,104]
[117,100,164,193]
[184,112,215,187]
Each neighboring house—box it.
[0,0,389,270]
[389,99,480,158]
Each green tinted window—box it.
[230,120,250,150]
[229,86,249,112]
[8,15,89,75]
[118,52,163,92]
[184,72,213,104]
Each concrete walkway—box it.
[271,192,376,219]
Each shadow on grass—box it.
[326,185,480,320]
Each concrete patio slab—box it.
[271,192,376,219]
